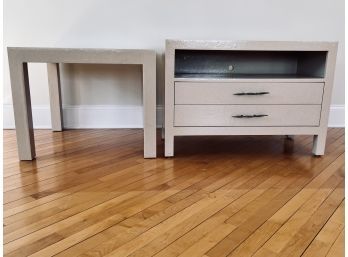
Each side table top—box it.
[7,47,156,64]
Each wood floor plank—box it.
[276,182,344,257]
[176,223,237,257]
[107,136,344,256]
[72,132,342,256]
[148,174,298,257]
[2,129,345,257]
[72,138,306,257]
[4,162,213,253]
[4,129,141,177]
[3,140,142,191]
[55,155,276,257]
[5,128,338,208]
[4,150,231,229]
[326,229,345,257]
[4,130,280,224]
[301,201,344,257]
[4,152,244,255]
[250,177,344,256]
[3,148,150,212]
[227,154,345,257]
[4,157,169,226]
[3,133,144,200]
[205,136,344,257]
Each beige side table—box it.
[7,47,157,160]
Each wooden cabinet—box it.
[165,40,338,156]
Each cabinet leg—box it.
[312,133,327,156]
[165,134,174,157]
[161,126,165,140]
[286,135,294,140]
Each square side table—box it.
[7,47,157,160]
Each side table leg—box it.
[142,56,157,158]
[8,61,35,160]
[47,63,63,131]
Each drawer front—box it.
[175,82,324,105]
[174,105,321,127]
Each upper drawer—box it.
[175,82,324,105]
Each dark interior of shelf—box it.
[175,50,327,79]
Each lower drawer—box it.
[174,105,321,127]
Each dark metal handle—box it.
[234,92,270,96]
[232,114,268,118]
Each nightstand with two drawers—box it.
[164,40,337,156]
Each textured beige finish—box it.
[175,82,324,105]
[313,44,338,155]
[174,105,321,127]
[173,126,321,135]
[47,63,63,131]
[165,40,338,157]
[7,61,35,160]
[8,47,157,160]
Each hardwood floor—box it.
[3,128,345,257]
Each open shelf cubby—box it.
[174,50,327,80]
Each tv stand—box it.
[164,40,338,157]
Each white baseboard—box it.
[3,104,164,129]
[3,104,344,129]
[327,105,345,127]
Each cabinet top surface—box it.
[166,40,338,51]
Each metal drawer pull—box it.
[234,92,270,96]
[232,114,268,118]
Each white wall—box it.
[3,0,345,127]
